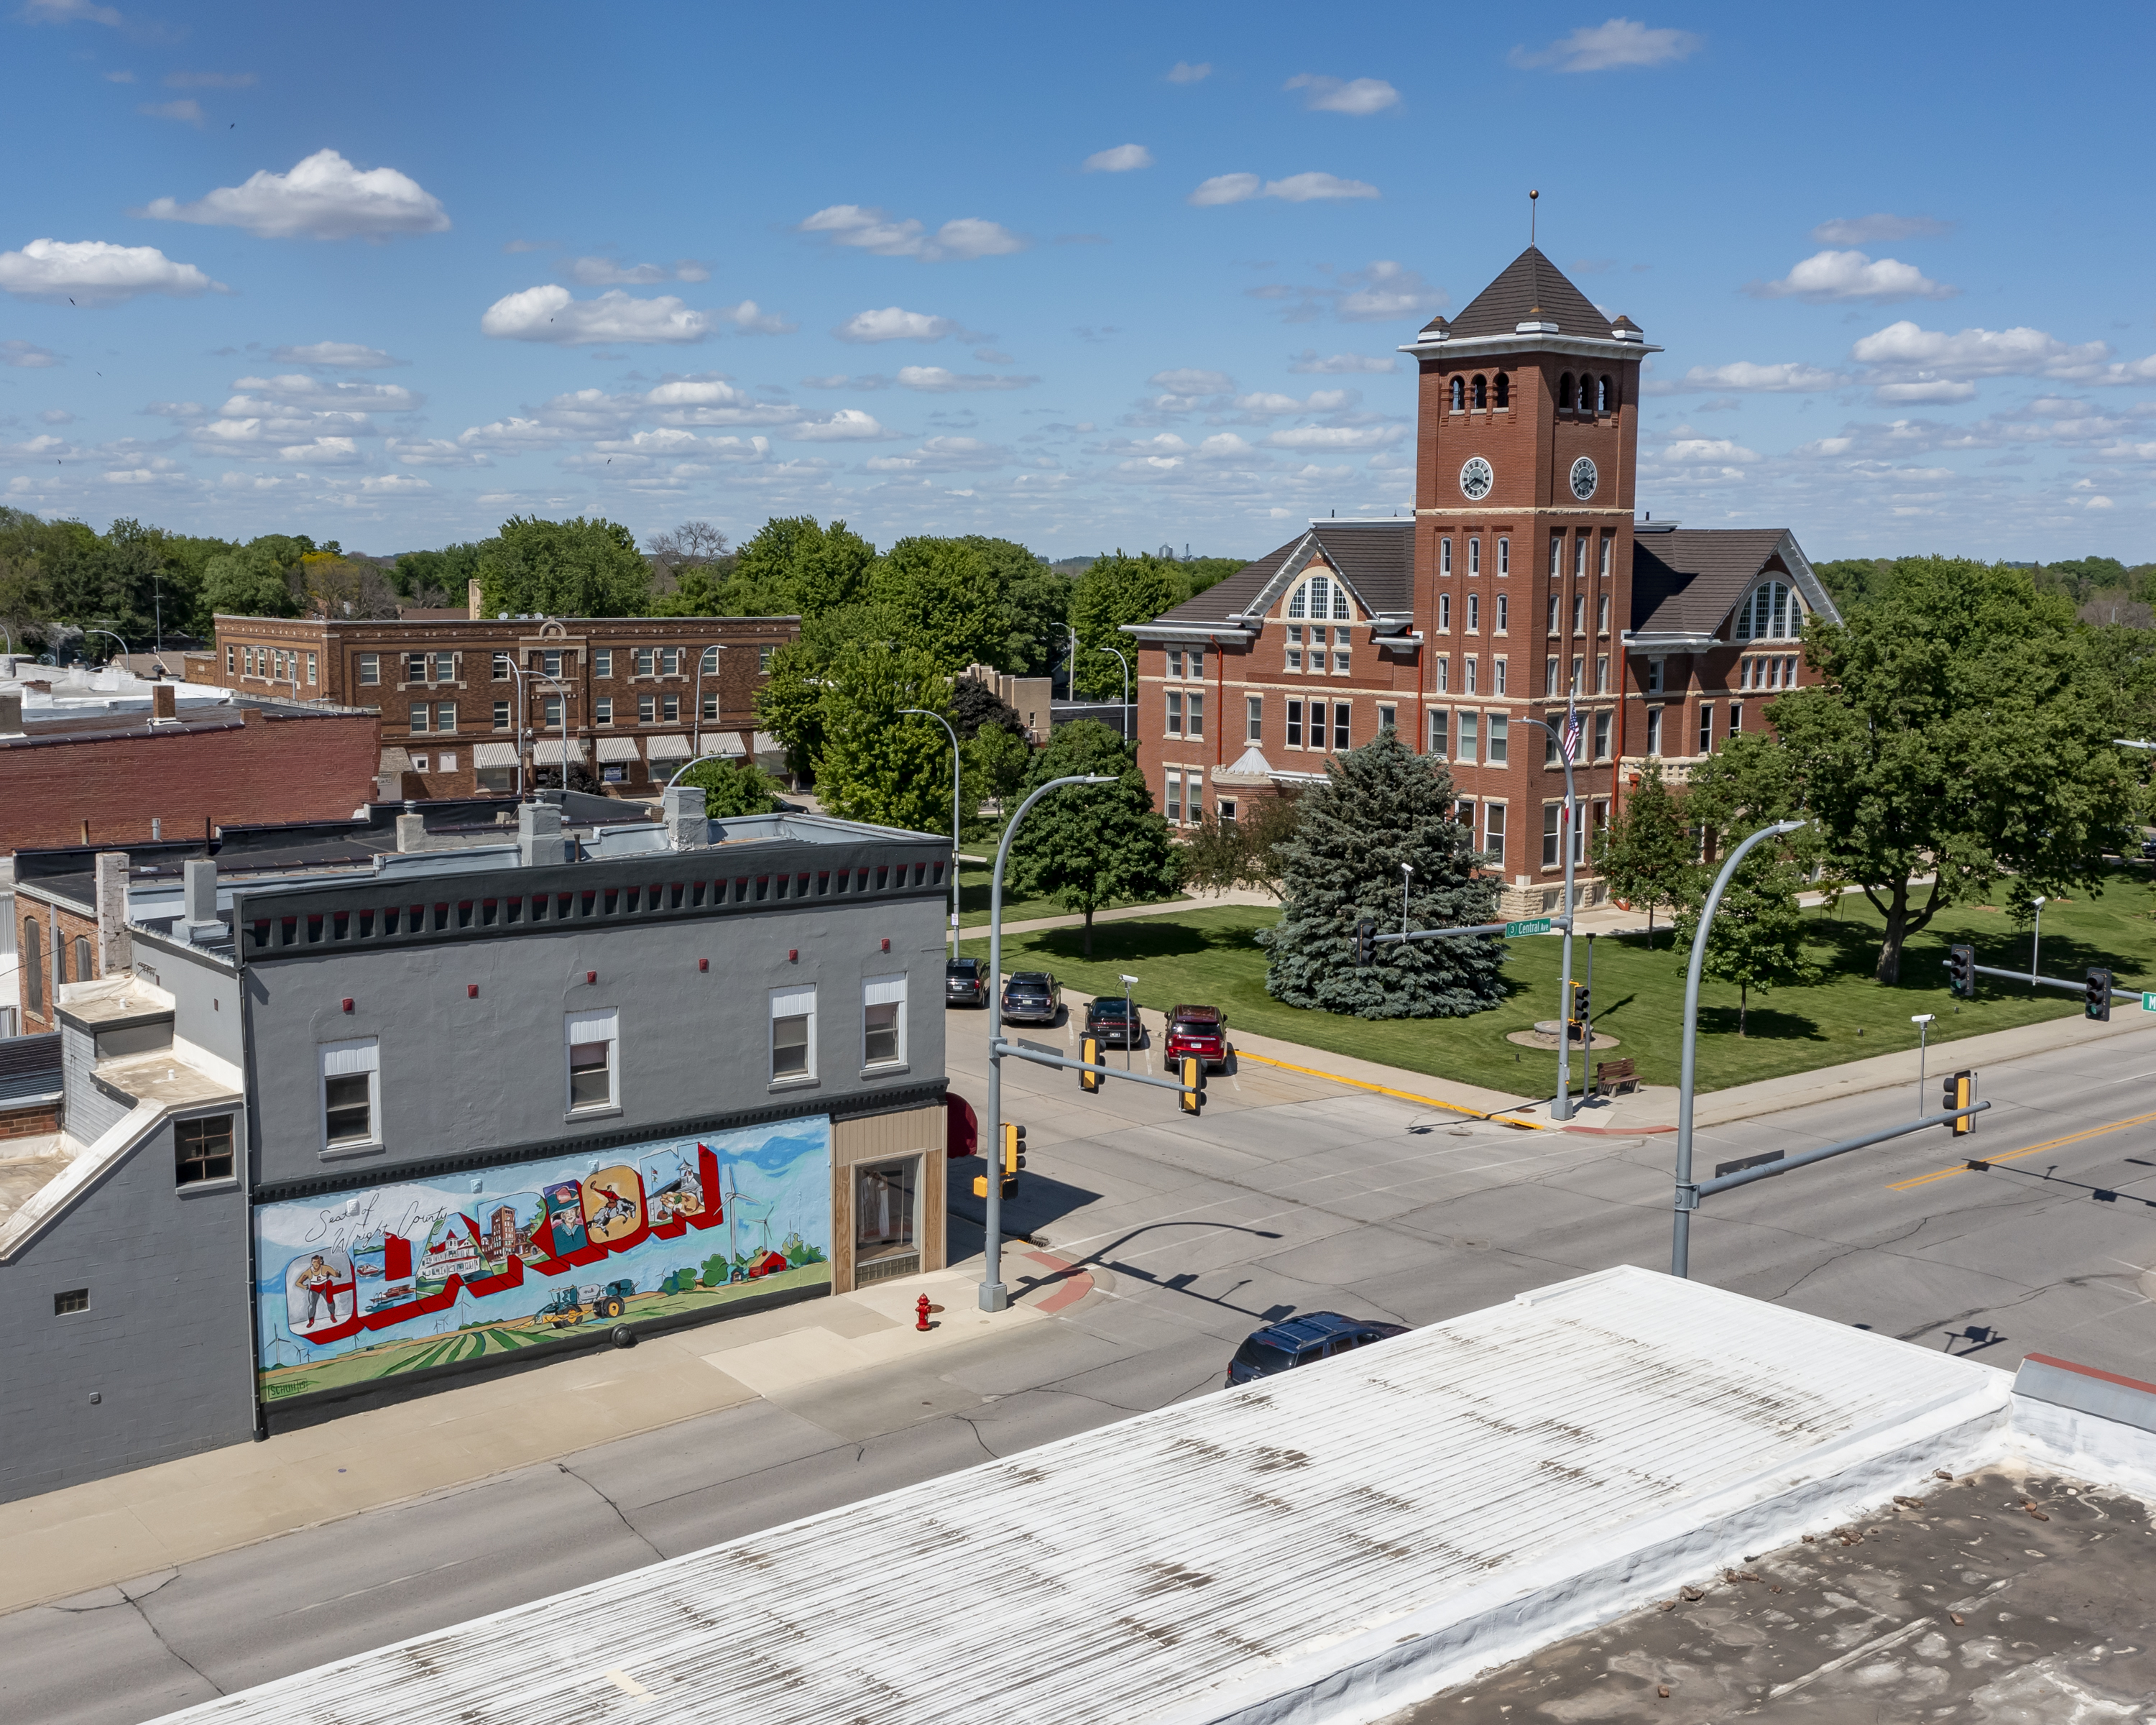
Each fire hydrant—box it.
[916,1294,931,1332]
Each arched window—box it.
[1449,377,1465,411]
[1287,583,1307,618]
[1558,372,1576,411]
[1734,581,1805,640]
[1471,374,1487,410]
[1331,582,1350,620]
[1598,374,1614,413]
[1493,372,1509,408]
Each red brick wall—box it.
[0,712,381,857]
[0,1103,60,1139]
[14,898,97,1034]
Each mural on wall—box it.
[254,1118,831,1404]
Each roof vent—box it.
[1419,313,1451,341]
[1611,315,1644,344]
[1516,304,1560,335]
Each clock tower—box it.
[1397,247,1660,904]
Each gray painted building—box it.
[0,791,952,1504]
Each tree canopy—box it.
[673,754,778,818]
[1257,729,1505,1018]
[1005,719,1181,955]
[1067,552,1182,699]
[476,515,651,618]
[1591,760,1693,948]
[811,639,957,835]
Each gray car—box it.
[1001,970,1061,1024]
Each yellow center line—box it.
[1230,1049,1550,1130]
[1888,1107,2156,1190]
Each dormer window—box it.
[1449,377,1465,412]
[1471,374,1487,410]
[1734,579,1804,641]
[1286,572,1350,622]
[1558,373,1576,412]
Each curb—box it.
[1231,1049,1549,1131]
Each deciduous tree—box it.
[1592,760,1694,948]
[1005,720,1181,955]
[812,640,954,834]
[476,515,651,618]
[1672,827,1812,1036]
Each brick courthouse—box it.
[1127,247,1840,917]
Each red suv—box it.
[1164,1004,1229,1071]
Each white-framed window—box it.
[772,985,816,1082]
[1433,655,1450,693]
[1487,713,1509,764]
[1166,690,1184,736]
[543,650,563,678]
[596,696,613,724]
[863,975,906,1068]
[494,651,512,681]
[1600,535,1612,577]
[410,703,430,734]
[1547,595,1560,635]
[1735,581,1804,640]
[437,702,457,732]
[357,653,378,686]
[321,1038,379,1153]
[543,694,562,727]
[1544,656,1559,696]
[636,648,656,676]
[1246,694,1263,743]
[1543,802,1563,869]
[226,645,236,675]
[700,646,719,675]
[1497,536,1510,576]
[1484,801,1506,864]
[1286,699,1304,748]
[662,647,682,676]
[1646,706,1664,757]
[1549,535,1562,579]
[1572,594,1585,635]
[1571,656,1585,695]
[1698,702,1715,755]
[307,652,318,686]
[1167,648,1184,678]
[1440,537,1452,576]
[759,646,774,672]
[1573,538,1587,580]
[594,648,613,678]
[566,1008,617,1113]
[1187,693,1204,737]
[1731,699,1745,735]
[410,752,430,772]
[1464,655,1478,694]
[1166,770,1183,822]
[1189,648,1204,680]
[1378,703,1396,732]
[1598,593,1611,635]
[1469,536,1482,577]
[1594,709,1613,760]
[1428,708,1447,756]
[1467,593,1481,634]
[1494,656,1508,695]
[438,749,458,772]
[1495,594,1508,634]
[1648,657,1665,694]
[1457,709,1479,763]
[639,694,655,724]
[1438,594,1452,632]
[1596,654,1610,693]
[433,652,454,683]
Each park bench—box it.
[1594,1057,1638,1098]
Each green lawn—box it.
[956,874,2156,1097]
[956,860,1183,929]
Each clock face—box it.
[1458,456,1493,501]
[1570,456,1598,501]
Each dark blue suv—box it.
[1225,1312,1408,1387]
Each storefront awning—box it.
[645,732,694,760]
[595,735,642,762]
[471,741,518,768]
[532,737,589,765]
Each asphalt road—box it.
[6,1011,2153,1724]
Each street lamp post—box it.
[981,773,1117,1312]
[2030,895,2046,985]
[900,707,964,958]
[1672,817,1807,1278]
[1911,1013,1935,1118]
[84,627,132,675]
[1517,709,1581,1121]
[497,656,533,799]
[1102,645,1131,742]
[1119,972,1138,1071]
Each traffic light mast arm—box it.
[1684,1098,1993,1205]
[1966,962,2137,1000]
[991,1037,1202,1099]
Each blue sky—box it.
[4,1,2153,564]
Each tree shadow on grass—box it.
[1025,921,1243,962]
[1694,1005,1825,1042]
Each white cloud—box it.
[1289,350,1397,374]
[0,238,224,304]
[716,299,795,334]
[834,306,957,344]
[1661,437,1759,462]
[1851,320,2113,382]
[1083,144,1153,172]
[40,408,73,424]
[1149,367,1236,397]
[21,0,123,25]
[1262,424,1403,449]
[225,372,420,412]
[1235,387,1357,416]
[1677,361,1846,392]
[480,284,711,346]
[783,409,886,441]
[1,340,61,367]
[895,366,1037,392]
[1749,249,1955,303]
[798,205,1025,261]
[1873,380,1978,404]
[559,256,710,285]
[1335,259,1433,320]
[271,340,400,369]
[139,98,202,125]
[136,149,450,240]
[1509,18,1705,72]
[102,68,132,80]
[1284,74,1399,115]
[1811,213,1953,245]
[359,473,430,494]
[1166,61,1211,83]
[1189,170,1379,206]
[165,70,256,88]
[863,436,1006,473]
[386,437,487,467]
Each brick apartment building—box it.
[211,612,800,800]
[1127,246,1838,916]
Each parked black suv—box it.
[1082,994,1141,1048]
[1225,1312,1408,1386]
[945,957,990,1008]
[1001,971,1061,1025]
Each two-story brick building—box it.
[1125,246,1838,915]
[211,613,800,801]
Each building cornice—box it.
[1397,334,1664,363]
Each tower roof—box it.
[1447,247,1615,341]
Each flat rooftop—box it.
[144,1266,2018,1725]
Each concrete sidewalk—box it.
[0,1259,1090,1618]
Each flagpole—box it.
[1555,696,1580,1121]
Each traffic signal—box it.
[1354,918,1377,967]
[2086,967,2113,1021]
[1940,1070,1976,1136]
[1945,944,1976,1000]
[1571,983,1590,1024]
[1079,1034,1101,1092]
[1179,1055,1205,1116]
[973,1121,1024,1199]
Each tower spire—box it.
[1529,188,1539,249]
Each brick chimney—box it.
[152,683,178,722]
[0,691,21,736]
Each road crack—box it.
[556,1462,665,1562]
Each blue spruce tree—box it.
[1257,728,1506,1018]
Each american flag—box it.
[1559,704,1583,764]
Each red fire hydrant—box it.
[916,1294,931,1332]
